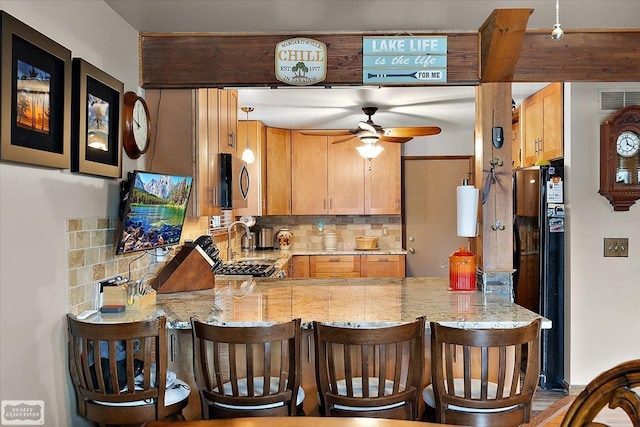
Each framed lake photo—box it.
[0,11,71,168]
[71,58,123,178]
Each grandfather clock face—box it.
[615,129,640,185]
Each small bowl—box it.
[355,236,378,250]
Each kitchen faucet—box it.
[227,220,251,261]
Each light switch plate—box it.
[604,238,629,257]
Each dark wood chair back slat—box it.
[428,318,542,426]
[191,318,302,419]
[313,317,426,420]
[560,359,640,427]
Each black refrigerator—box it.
[513,159,565,390]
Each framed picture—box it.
[1,11,72,168]
[71,58,123,178]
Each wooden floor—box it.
[529,388,632,426]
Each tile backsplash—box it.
[66,216,209,314]
[255,215,402,251]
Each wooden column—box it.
[474,83,513,270]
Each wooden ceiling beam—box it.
[479,9,533,82]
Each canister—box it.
[323,231,338,251]
[277,227,293,250]
[449,246,476,291]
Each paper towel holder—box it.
[456,179,479,237]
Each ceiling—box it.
[104,0,639,132]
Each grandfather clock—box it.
[599,105,640,211]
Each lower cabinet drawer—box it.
[360,254,406,277]
[309,255,360,278]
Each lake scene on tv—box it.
[117,172,193,254]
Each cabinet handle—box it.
[329,258,340,262]
[323,199,326,209]
[307,334,311,363]
[378,258,389,262]
[330,199,333,209]
[229,132,235,149]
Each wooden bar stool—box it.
[67,314,190,426]
[313,317,426,420]
[190,318,304,419]
[424,319,542,426]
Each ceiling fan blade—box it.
[299,129,353,136]
[383,126,441,137]
[380,136,413,143]
[331,135,358,144]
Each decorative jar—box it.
[277,227,293,250]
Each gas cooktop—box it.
[215,260,277,277]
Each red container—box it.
[449,246,476,291]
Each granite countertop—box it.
[86,277,550,331]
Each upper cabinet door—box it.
[218,89,238,154]
[522,83,563,167]
[291,131,328,215]
[328,138,365,214]
[266,127,292,216]
[365,142,401,214]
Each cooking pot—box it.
[257,227,274,249]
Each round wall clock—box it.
[123,91,150,159]
[599,105,640,211]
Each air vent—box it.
[599,90,640,111]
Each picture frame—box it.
[1,11,72,169]
[71,58,123,178]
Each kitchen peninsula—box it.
[86,277,548,418]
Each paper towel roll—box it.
[457,185,479,237]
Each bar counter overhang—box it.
[87,277,551,330]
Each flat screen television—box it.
[116,170,193,255]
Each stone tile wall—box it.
[255,215,402,251]
[66,216,210,315]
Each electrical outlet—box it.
[382,227,389,236]
[603,238,629,257]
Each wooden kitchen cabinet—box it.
[146,89,221,217]
[512,107,522,170]
[522,83,563,166]
[365,142,401,214]
[360,254,406,277]
[516,253,539,312]
[266,127,292,215]
[291,131,400,215]
[328,138,365,214]
[235,120,267,217]
[218,89,238,155]
[515,168,540,217]
[291,131,328,214]
[309,255,361,278]
[289,255,310,278]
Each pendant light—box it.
[551,0,564,40]
[241,106,255,164]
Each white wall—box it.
[565,82,640,386]
[0,1,139,425]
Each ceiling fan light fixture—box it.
[359,134,380,144]
[356,143,384,159]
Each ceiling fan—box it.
[300,106,441,145]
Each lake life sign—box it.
[362,36,447,85]
[275,37,327,86]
